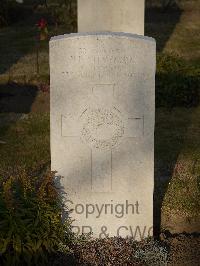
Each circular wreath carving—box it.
[81,108,124,150]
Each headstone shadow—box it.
[0,7,35,76]
[146,1,184,236]
[145,2,182,52]
[0,83,38,141]
[0,82,38,113]
[154,108,193,236]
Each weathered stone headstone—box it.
[50,32,155,240]
[78,0,145,35]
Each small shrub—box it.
[0,170,71,265]
[156,53,200,107]
[47,1,77,31]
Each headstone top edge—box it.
[49,32,155,44]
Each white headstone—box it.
[50,32,156,240]
[78,0,145,35]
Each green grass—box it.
[0,107,199,217]
[146,1,200,64]
[0,22,68,83]
[155,107,200,217]
[0,1,199,84]
[0,1,200,231]
[0,113,50,175]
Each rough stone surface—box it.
[50,32,156,240]
[78,0,145,35]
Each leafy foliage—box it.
[0,170,71,265]
[47,0,77,31]
[156,53,200,107]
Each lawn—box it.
[155,107,200,233]
[0,112,50,175]
[0,0,199,236]
[0,105,200,234]
[0,1,200,83]
[0,1,200,265]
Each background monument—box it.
[78,0,145,35]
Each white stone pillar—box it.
[78,0,145,35]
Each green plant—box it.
[0,170,71,265]
[47,0,77,31]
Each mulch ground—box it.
[166,233,200,266]
[53,234,200,266]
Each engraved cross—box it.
[61,84,144,192]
